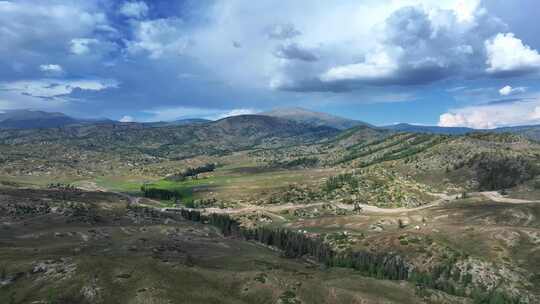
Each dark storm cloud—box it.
[317,6,497,88]
[384,6,432,47]
[482,98,534,106]
[273,4,523,92]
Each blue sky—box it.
[1,0,540,128]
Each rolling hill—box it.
[495,124,540,141]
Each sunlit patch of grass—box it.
[94,176,151,193]
[143,178,222,203]
[91,165,336,204]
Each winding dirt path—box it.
[166,194,456,216]
[167,202,328,215]
[478,191,540,204]
[80,179,539,217]
[335,193,460,214]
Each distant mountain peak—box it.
[0,109,69,121]
[0,109,110,129]
[264,106,322,114]
[381,123,475,135]
[262,107,341,118]
[260,107,370,130]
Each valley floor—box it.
[1,182,539,303]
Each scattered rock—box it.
[369,224,383,232]
[116,273,132,279]
[81,283,101,302]
[31,258,76,281]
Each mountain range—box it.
[2,108,540,141]
[0,110,114,129]
[384,122,540,141]
[0,110,79,129]
[382,123,475,135]
[0,107,370,130]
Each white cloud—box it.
[213,108,257,120]
[126,18,191,59]
[485,33,540,75]
[142,106,257,122]
[69,38,119,57]
[143,106,214,122]
[438,98,540,129]
[453,0,481,22]
[70,38,99,55]
[39,64,63,73]
[531,107,540,120]
[119,1,149,19]
[498,85,512,96]
[320,50,398,83]
[0,79,119,98]
[190,1,390,90]
[499,85,526,96]
[119,115,135,122]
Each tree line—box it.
[324,173,358,193]
[271,157,319,169]
[177,209,409,280]
[166,163,216,181]
[470,153,538,191]
[140,186,182,201]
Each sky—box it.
[1,0,540,128]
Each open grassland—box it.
[89,164,339,205]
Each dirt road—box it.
[82,178,538,217]
[479,191,540,204]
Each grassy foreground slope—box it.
[0,187,429,304]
